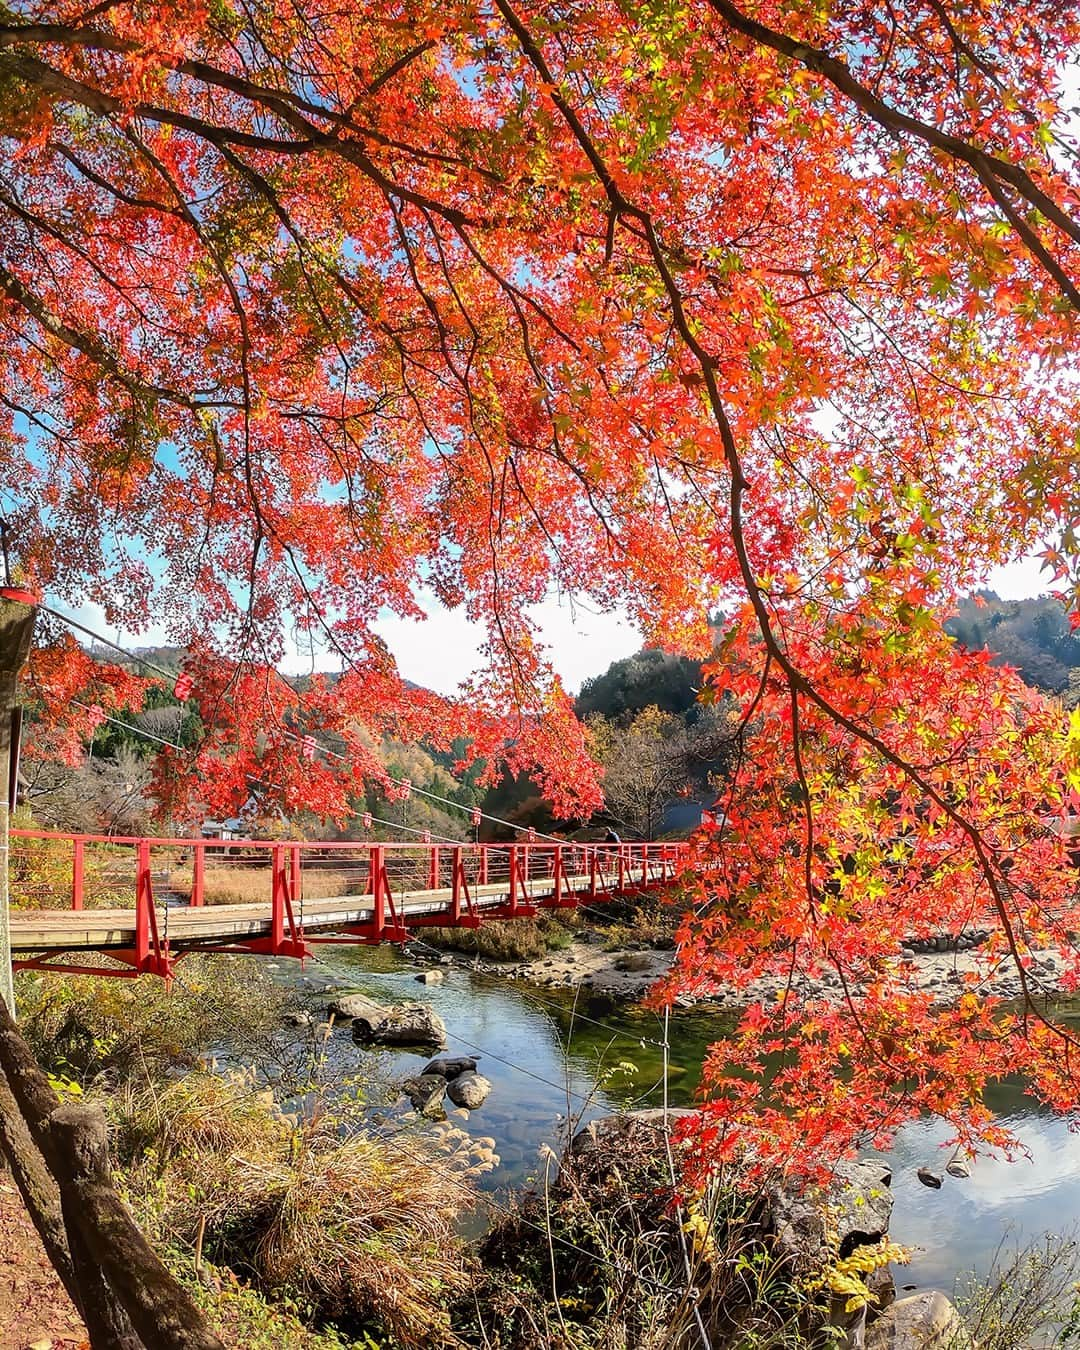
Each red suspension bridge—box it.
[8,830,692,981]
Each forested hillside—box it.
[946,593,1080,696]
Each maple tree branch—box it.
[0,261,235,413]
[1,48,481,230]
[50,143,183,216]
[704,0,1080,301]
[788,686,820,927]
[497,0,1072,1049]
[367,40,437,95]
[922,0,1005,91]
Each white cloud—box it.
[50,556,1061,698]
[985,554,1054,601]
[45,591,643,696]
[375,593,642,696]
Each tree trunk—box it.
[0,592,36,1015]
[0,997,224,1350]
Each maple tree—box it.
[2,0,1080,1157]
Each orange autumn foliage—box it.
[3,1,1080,1152]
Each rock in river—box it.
[327,992,386,1025]
[769,1158,894,1278]
[361,1003,447,1048]
[330,992,447,1048]
[422,1055,479,1080]
[447,1072,492,1109]
[866,1291,971,1349]
[402,1073,448,1119]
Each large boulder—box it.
[327,992,386,1027]
[447,1072,492,1109]
[770,1159,894,1276]
[866,1292,971,1349]
[331,992,448,1048]
[358,1003,447,1048]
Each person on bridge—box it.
[602,828,622,874]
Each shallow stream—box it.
[282,943,1080,1297]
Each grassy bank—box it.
[14,957,485,1349]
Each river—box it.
[283,943,1080,1297]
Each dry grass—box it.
[596,891,680,951]
[108,1068,289,1167]
[114,1070,490,1348]
[167,865,368,906]
[419,911,579,962]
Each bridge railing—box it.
[9,830,693,980]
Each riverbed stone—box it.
[422,1055,479,1079]
[327,992,386,1026]
[415,969,445,985]
[338,994,447,1048]
[865,1291,970,1349]
[614,953,654,972]
[365,1003,447,1048]
[402,1073,448,1118]
[447,1072,492,1108]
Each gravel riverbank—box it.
[411,928,1073,1007]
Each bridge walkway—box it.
[8,832,691,980]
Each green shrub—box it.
[955,1232,1080,1349]
[15,954,304,1087]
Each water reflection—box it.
[303,945,1080,1292]
[887,1111,1080,1288]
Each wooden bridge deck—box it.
[9,870,603,953]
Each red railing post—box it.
[589,847,598,900]
[553,847,563,906]
[290,844,301,909]
[479,845,488,886]
[618,846,626,892]
[641,843,649,888]
[371,845,385,940]
[429,845,439,891]
[135,839,151,968]
[191,841,205,907]
[270,845,285,952]
[508,846,520,916]
[71,838,84,911]
[450,846,462,923]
